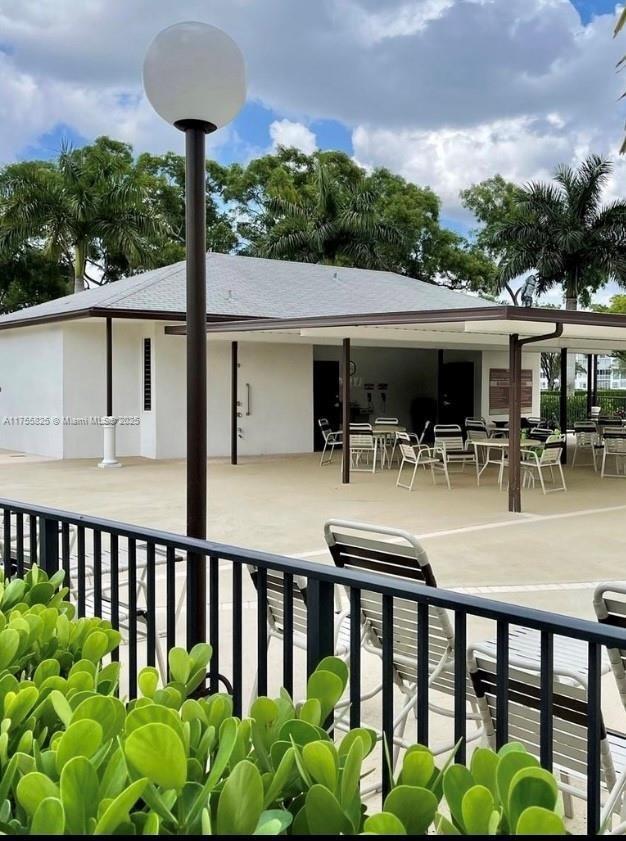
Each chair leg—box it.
[558,463,567,492]
[560,771,575,819]
[409,462,418,491]
[538,467,547,495]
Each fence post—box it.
[306,578,335,677]
[39,517,60,575]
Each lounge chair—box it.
[324,519,482,759]
[468,643,626,829]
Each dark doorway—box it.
[313,360,341,450]
[439,362,475,426]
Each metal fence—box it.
[541,390,626,425]
[2,496,626,832]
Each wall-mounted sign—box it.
[489,368,533,413]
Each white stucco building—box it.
[0,253,544,460]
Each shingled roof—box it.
[0,252,495,329]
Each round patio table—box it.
[372,424,406,469]
[473,438,543,490]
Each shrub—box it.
[0,568,568,835]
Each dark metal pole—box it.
[231,341,238,466]
[342,338,350,484]
[179,122,212,649]
[586,354,593,418]
[436,349,444,424]
[508,334,522,513]
[106,317,113,416]
[592,354,598,405]
[559,348,568,464]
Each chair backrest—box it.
[324,520,454,689]
[604,432,626,454]
[350,434,375,449]
[539,437,564,465]
[375,417,398,425]
[399,442,417,464]
[417,419,431,444]
[318,417,331,442]
[434,424,465,452]
[350,423,372,433]
[525,416,542,427]
[591,405,601,419]
[528,427,552,442]
[465,420,489,443]
[248,568,308,639]
[594,585,626,713]
[468,644,614,790]
[395,431,411,445]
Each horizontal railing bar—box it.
[1,497,626,649]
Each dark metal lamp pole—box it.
[175,119,216,648]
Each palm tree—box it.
[0,139,162,293]
[492,155,626,311]
[253,160,401,268]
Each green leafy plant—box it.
[0,569,570,835]
[435,743,566,835]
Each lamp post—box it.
[143,22,245,648]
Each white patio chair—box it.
[468,643,626,830]
[317,417,342,466]
[324,520,482,761]
[432,424,478,489]
[465,420,490,464]
[573,422,599,469]
[601,432,626,479]
[396,442,438,491]
[521,436,567,494]
[345,433,378,473]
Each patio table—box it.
[480,626,609,679]
[473,439,542,490]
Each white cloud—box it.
[269,119,317,154]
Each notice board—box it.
[489,368,533,413]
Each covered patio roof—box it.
[167,304,626,354]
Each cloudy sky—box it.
[0,0,624,242]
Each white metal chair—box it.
[468,643,626,829]
[573,422,599,469]
[324,520,482,760]
[432,424,478,489]
[345,433,378,473]
[520,437,567,493]
[396,442,438,491]
[465,420,490,463]
[601,432,626,479]
[317,417,342,466]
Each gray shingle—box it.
[0,253,495,326]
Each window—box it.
[143,338,152,411]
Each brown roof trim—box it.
[0,307,259,331]
[184,304,624,333]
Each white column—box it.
[98,418,121,468]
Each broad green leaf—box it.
[383,784,438,835]
[516,805,566,835]
[508,768,558,831]
[72,695,125,742]
[49,689,73,728]
[82,630,109,662]
[470,747,499,799]
[5,685,39,725]
[263,747,296,807]
[253,808,293,835]
[340,736,364,811]
[56,719,103,771]
[216,760,264,836]
[93,777,149,835]
[298,698,321,726]
[125,702,185,740]
[31,796,65,835]
[302,741,338,792]
[138,667,160,699]
[16,772,59,817]
[125,722,187,791]
[304,784,351,835]
[434,813,462,834]
[443,764,474,830]
[363,811,407,834]
[338,727,376,759]
[399,747,435,788]
[60,756,99,835]
[316,657,349,691]
[0,628,19,670]
[278,719,324,747]
[306,670,344,721]
[496,751,539,811]
[168,648,191,685]
[461,785,495,835]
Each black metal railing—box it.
[541,390,626,424]
[1,496,625,832]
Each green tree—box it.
[460,175,524,302]
[490,155,626,310]
[0,247,70,313]
[0,137,164,293]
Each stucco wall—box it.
[0,325,64,457]
[62,321,142,458]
